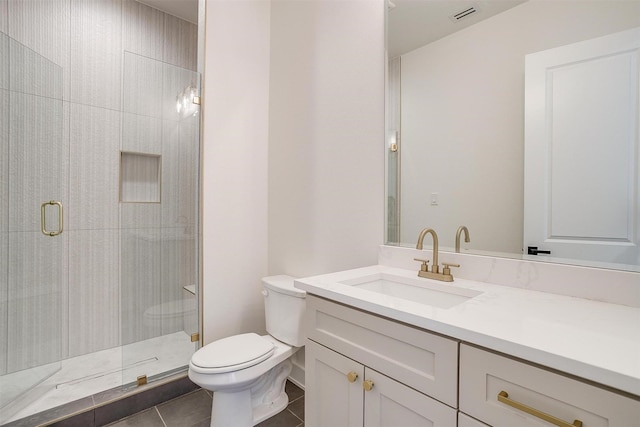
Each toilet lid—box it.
[191,333,275,373]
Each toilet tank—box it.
[262,275,306,347]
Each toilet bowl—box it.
[188,275,305,427]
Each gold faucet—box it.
[415,227,459,282]
[455,226,470,253]
[416,228,439,272]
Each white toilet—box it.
[188,275,306,427]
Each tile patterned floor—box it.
[105,381,305,427]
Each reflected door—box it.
[524,27,640,265]
[0,33,65,418]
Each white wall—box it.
[268,0,385,278]
[201,0,385,345]
[400,1,640,254]
[201,0,271,344]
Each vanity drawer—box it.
[459,344,640,427]
[305,295,458,407]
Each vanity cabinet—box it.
[459,344,640,427]
[304,296,458,427]
[304,295,640,427]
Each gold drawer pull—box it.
[363,380,374,391]
[346,371,358,383]
[498,391,582,427]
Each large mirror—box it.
[386,0,640,272]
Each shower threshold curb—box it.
[2,372,199,427]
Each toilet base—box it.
[209,359,293,427]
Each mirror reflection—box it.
[386,0,640,272]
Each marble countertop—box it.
[294,265,640,396]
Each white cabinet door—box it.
[524,26,640,265]
[305,340,364,427]
[364,367,457,427]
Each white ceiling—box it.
[388,0,526,58]
[138,0,198,24]
[137,0,525,55]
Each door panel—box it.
[0,33,64,418]
[524,27,640,265]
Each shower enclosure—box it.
[0,1,201,423]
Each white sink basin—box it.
[339,272,482,309]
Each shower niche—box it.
[120,152,162,203]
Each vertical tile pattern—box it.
[159,229,192,335]
[68,229,120,357]
[161,64,200,227]
[7,0,71,100]
[0,90,6,375]
[8,92,66,233]
[0,33,8,90]
[0,0,7,34]
[122,0,164,60]
[159,61,200,339]
[70,0,122,109]
[122,112,162,155]
[9,36,63,99]
[7,232,65,371]
[0,88,8,233]
[120,228,161,345]
[69,103,120,230]
[0,230,7,375]
[123,52,163,118]
[163,14,197,71]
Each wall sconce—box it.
[176,83,200,118]
[388,130,399,152]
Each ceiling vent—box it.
[449,6,479,22]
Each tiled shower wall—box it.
[0,0,198,370]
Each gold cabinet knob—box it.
[363,379,374,391]
[346,371,358,383]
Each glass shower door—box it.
[0,32,65,421]
[120,52,200,388]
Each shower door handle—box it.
[41,200,64,237]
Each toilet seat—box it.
[190,333,275,373]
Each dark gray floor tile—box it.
[288,396,304,422]
[104,408,164,427]
[157,389,211,427]
[285,381,303,403]
[47,410,95,427]
[255,408,301,427]
[94,377,199,426]
[188,418,211,427]
[3,397,94,427]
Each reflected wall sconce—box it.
[176,83,200,118]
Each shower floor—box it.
[2,331,195,424]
